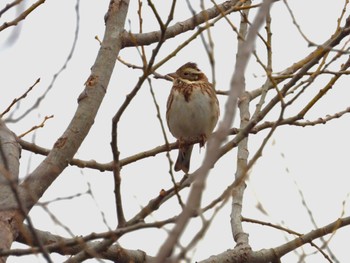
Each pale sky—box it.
[1,1,350,262]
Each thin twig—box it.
[242,216,334,262]
[282,0,315,46]
[137,0,147,67]
[18,115,54,138]
[109,0,177,230]
[1,78,40,118]
[298,56,350,117]
[147,78,184,208]
[151,2,247,72]
[5,0,80,123]
[0,0,45,32]
[155,1,274,262]
[121,0,244,47]
[0,0,22,18]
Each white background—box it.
[1,0,350,262]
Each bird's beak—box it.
[167,72,177,80]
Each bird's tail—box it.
[174,145,193,173]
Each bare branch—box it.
[3,0,350,262]
[121,0,244,47]
[298,55,350,117]
[18,115,54,138]
[1,78,40,118]
[274,217,350,259]
[5,1,80,123]
[0,0,22,18]
[147,78,185,207]
[154,1,274,262]
[0,0,44,32]
[282,0,315,45]
[109,0,176,229]
[0,120,20,262]
[13,0,130,217]
[229,0,252,251]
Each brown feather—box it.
[166,62,220,173]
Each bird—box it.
[166,62,220,173]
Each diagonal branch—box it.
[121,0,244,47]
[198,217,350,263]
[1,78,40,118]
[0,0,44,32]
[5,1,81,124]
[10,0,130,218]
[110,0,176,229]
[0,0,22,18]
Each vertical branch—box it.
[0,120,20,263]
[200,0,216,88]
[186,0,216,87]
[137,0,147,67]
[251,10,274,120]
[147,78,184,207]
[110,122,126,227]
[0,120,53,262]
[155,1,275,262]
[229,0,274,249]
[110,0,177,228]
[230,0,251,248]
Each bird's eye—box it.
[184,72,189,75]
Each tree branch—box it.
[121,0,243,47]
[0,119,21,262]
[154,1,274,262]
[229,0,251,250]
[199,217,350,262]
[11,0,130,218]
[0,0,44,32]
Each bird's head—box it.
[168,62,208,82]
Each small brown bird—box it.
[166,62,220,173]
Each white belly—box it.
[167,88,217,139]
